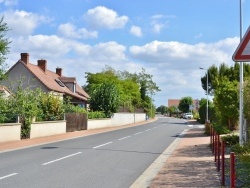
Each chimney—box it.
[20,53,29,64]
[37,59,47,72]
[56,67,62,77]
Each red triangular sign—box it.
[232,25,250,62]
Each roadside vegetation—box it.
[84,66,160,118]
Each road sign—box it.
[232,25,250,62]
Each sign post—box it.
[232,25,250,145]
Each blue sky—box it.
[1,0,250,107]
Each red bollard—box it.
[217,135,220,171]
[230,152,235,188]
[212,129,215,154]
[210,124,212,145]
[215,132,217,162]
[221,141,225,186]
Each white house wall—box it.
[1,62,48,92]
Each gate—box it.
[65,113,87,132]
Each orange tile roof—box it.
[20,60,89,101]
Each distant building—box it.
[167,99,199,110]
[167,99,180,108]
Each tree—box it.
[168,106,177,117]
[156,105,167,115]
[213,78,239,131]
[84,66,160,114]
[178,96,193,113]
[0,16,11,80]
[89,82,120,117]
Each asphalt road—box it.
[0,117,189,188]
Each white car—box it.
[184,113,193,119]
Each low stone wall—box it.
[87,118,112,130]
[111,113,146,126]
[30,120,66,139]
[87,113,146,130]
[0,123,21,142]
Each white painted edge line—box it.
[130,129,188,188]
[93,142,113,149]
[0,173,18,180]
[42,152,82,166]
[134,132,143,135]
[118,136,131,141]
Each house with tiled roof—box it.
[1,53,89,107]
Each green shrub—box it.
[64,104,87,114]
[88,111,106,119]
[37,92,64,121]
[212,123,230,135]
[221,134,239,146]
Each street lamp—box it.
[200,67,209,123]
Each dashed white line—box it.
[152,127,158,129]
[0,173,18,180]
[145,129,151,131]
[134,132,143,135]
[118,136,131,140]
[93,142,113,149]
[42,152,82,165]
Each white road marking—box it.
[0,173,18,180]
[188,125,193,127]
[134,132,143,135]
[93,142,113,149]
[42,152,82,165]
[152,127,157,129]
[118,136,131,140]
[145,129,151,131]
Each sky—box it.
[0,0,250,107]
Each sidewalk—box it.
[149,126,221,187]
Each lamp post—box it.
[200,67,209,123]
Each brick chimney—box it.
[37,59,47,72]
[56,67,62,77]
[20,53,29,64]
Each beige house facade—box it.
[1,53,89,107]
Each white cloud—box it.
[130,25,142,37]
[84,6,129,29]
[90,41,127,62]
[150,14,171,34]
[0,0,17,6]
[129,38,239,68]
[4,10,52,36]
[58,23,98,39]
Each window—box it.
[55,79,65,87]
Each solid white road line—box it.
[93,142,113,149]
[118,136,131,140]
[0,173,18,180]
[42,152,82,165]
[134,132,143,135]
